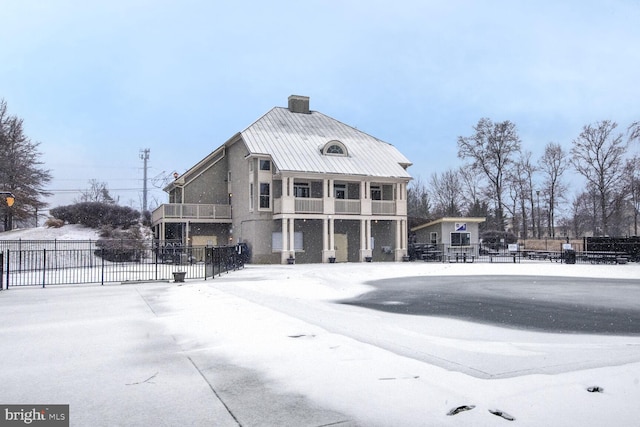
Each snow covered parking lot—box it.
[2,260,640,426]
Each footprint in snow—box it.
[489,409,515,421]
[447,405,475,416]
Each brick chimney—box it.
[288,95,310,114]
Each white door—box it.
[335,234,348,262]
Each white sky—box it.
[2,1,639,212]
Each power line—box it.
[46,188,146,193]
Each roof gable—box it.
[240,107,412,178]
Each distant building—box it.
[152,95,413,264]
[411,217,486,247]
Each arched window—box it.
[321,140,348,156]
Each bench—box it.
[527,252,549,260]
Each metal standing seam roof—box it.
[240,107,412,179]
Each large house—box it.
[151,95,413,264]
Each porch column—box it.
[322,217,336,262]
[329,217,335,252]
[394,219,408,261]
[289,217,295,258]
[402,219,408,251]
[323,218,328,252]
[394,219,401,261]
[281,218,289,264]
[359,219,372,261]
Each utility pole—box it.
[140,149,150,212]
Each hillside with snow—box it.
[0,224,102,241]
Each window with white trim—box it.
[321,140,348,156]
[450,232,470,246]
[259,182,270,209]
[294,182,310,198]
[259,159,271,171]
[249,183,254,211]
[272,232,304,251]
[370,185,381,200]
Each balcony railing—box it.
[152,203,231,223]
[372,200,396,215]
[335,199,361,214]
[274,197,402,216]
[295,198,324,213]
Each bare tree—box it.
[519,152,537,238]
[76,179,118,204]
[429,168,463,217]
[629,121,640,143]
[570,121,627,236]
[538,142,568,237]
[570,191,590,237]
[624,156,640,235]
[407,176,431,228]
[507,151,536,238]
[0,100,52,231]
[457,118,521,231]
[458,166,482,215]
[504,175,521,236]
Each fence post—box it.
[5,250,9,289]
[101,248,105,286]
[0,252,3,291]
[42,248,46,288]
[154,245,158,281]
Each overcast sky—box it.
[2,0,639,212]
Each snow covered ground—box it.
[156,262,640,426]
[2,226,640,426]
[0,224,102,241]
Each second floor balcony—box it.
[152,203,232,225]
[274,197,403,216]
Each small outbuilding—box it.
[410,217,486,247]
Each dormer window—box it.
[326,144,344,155]
[321,140,348,157]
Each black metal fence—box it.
[585,236,640,262]
[408,243,634,265]
[0,241,246,288]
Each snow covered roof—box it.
[411,217,486,232]
[240,100,412,179]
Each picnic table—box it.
[526,251,550,260]
[447,251,475,263]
